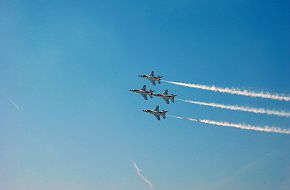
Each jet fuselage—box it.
[139,75,161,82]
[142,109,167,119]
[154,94,176,101]
[129,89,153,96]
[138,74,162,85]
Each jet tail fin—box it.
[171,95,176,102]
[162,110,168,118]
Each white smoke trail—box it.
[177,99,290,118]
[168,115,290,135]
[131,160,153,189]
[163,80,290,101]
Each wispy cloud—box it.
[164,80,290,101]
[131,160,153,189]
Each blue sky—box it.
[1,0,290,189]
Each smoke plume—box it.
[164,80,290,101]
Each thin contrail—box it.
[205,151,273,190]
[163,80,290,101]
[6,97,20,110]
[131,160,153,189]
[168,115,290,135]
[177,98,290,118]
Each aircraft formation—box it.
[130,71,176,120]
[129,71,290,135]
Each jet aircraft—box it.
[154,89,177,104]
[138,71,163,85]
[142,106,168,120]
[129,85,154,100]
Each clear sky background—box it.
[1,0,290,190]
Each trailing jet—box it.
[129,85,154,100]
[138,71,163,85]
[154,90,177,104]
[142,106,168,120]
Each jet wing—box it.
[163,90,168,95]
[150,80,156,85]
[141,94,148,100]
[154,114,161,120]
[154,106,160,112]
[164,99,170,104]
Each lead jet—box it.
[154,90,177,104]
[142,106,168,120]
[129,85,154,100]
[138,71,163,85]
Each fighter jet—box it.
[129,85,154,100]
[142,106,168,120]
[138,71,163,85]
[154,89,177,104]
